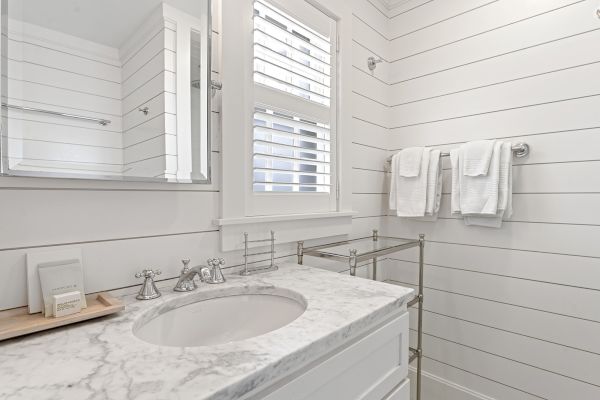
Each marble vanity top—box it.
[0,263,413,400]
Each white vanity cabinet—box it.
[248,311,410,400]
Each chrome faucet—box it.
[173,259,198,292]
[173,258,226,291]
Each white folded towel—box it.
[459,140,502,216]
[423,150,442,218]
[393,147,431,217]
[388,153,400,211]
[463,139,496,176]
[464,141,513,227]
[399,147,424,177]
[450,148,461,216]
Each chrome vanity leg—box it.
[416,233,425,400]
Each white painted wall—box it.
[0,0,386,310]
[362,0,600,399]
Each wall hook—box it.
[138,107,149,115]
[367,56,383,71]
[596,7,600,18]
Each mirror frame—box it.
[0,0,212,184]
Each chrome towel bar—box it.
[385,142,530,166]
[3,103,111,126]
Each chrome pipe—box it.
[416,234,425,400]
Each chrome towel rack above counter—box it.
[385,142,530,167]
[2,103,112,126]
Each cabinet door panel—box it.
[261,312,409,400]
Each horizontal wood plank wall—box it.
[380,0,600,399]
[121,16,177,178]
[4,19,123,175]
[0,0,384,310]
[351,0,391,253]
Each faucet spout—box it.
[174,265,211,292]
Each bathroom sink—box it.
[133,291,306,347]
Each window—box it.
[252,0,336,197]
[218,0,352,245]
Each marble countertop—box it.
[0,263,413,400]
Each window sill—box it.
[214,211,355,226]
[214,211,356,252]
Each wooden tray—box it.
[0,292,124,341]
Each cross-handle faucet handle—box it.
[181,259,191,272]
[207,258,225,267]
[135,269,161,300]
[135,269,161,279]
[206,257,226,284]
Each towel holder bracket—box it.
[513,142,530,158]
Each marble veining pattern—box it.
[0,264,413,400]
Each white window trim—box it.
[219,0,353,251]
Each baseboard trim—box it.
[409,366,495,400]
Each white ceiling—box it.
[8,0,207,48]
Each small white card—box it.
[27,249,83,314]
[38,260,87,316]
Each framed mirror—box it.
[0,0,212,183]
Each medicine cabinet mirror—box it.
[0,0,213,183]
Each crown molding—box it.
[372,0,417,10]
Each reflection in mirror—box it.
[0,0,212,183]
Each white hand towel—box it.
[388,153,400,211]
[450,148,462,216]
[459,140,502,215]
[464,141,513,227]
[425,150,442,216]
[496,141,513,219]
[399,147,424,177]
[463,139,496,176]
[395,148,431,217]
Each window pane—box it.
[253,108,330,193]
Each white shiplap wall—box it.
[350,0,391,240]
[0,0,387,310]
[120,12,178,179]
[367,0,600,399]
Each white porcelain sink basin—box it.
[134,291,306,347]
